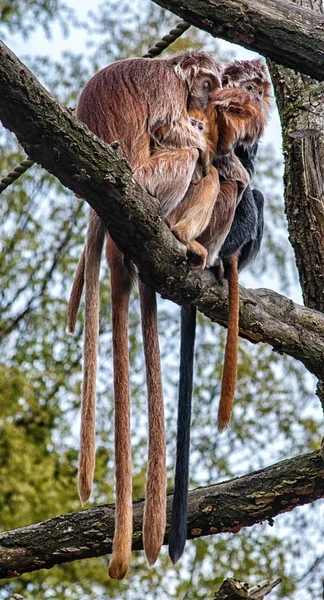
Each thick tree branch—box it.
[0,41,324,378]
[0,451,323,578]
[152,0,324,80]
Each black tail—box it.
[169,304,196,564]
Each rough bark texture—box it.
[267,0,324,403]
[0,41,324,379]
[268,67,324,313]
[214,577,281,599]
[0,451,323,579]
[152,0,324,80]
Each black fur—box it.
[169,304,196,564]
[220,144,264,273]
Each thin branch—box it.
[152,0,324,80]
[0,451,323,578]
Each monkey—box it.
[215,59,271,432]
[168,88,264,253]
[67,50,223,580]
[168,59,271,565]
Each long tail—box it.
[78,210,105,504]
[139,282,166,566]
[217,254,239,431]
[107,239,134,581]
[169,304,196,564]
[67,246,85,334]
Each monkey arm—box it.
[168,166,220,243]
[197,180,238,268]
[151,115,210,178]
[235,143,259,177]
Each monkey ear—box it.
[173,57,198,88]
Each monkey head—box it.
[168,50,223,110]
[222,59,272,121]
[207,88,265,155]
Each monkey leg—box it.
[78,210,105,505]
[218,254,239,432]
[169,165,220,270]
[214,153,249,204]
[106,239,135,581]
[198,180,238,269]
[134,147,200,218]
[139,282,166,566]
[230,154,249,202]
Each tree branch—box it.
[0,41,324,379]
[0,451,323,578]
[214,577,281,599]
[152,0,324,81]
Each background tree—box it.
[0,1,323,599]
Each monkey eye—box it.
[258,89,263,96]
[203,79,211,90]
[246,85,253,92]
[198,123,204,131]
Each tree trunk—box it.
[267,0,324,404]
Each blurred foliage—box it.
[0,0,77,40]
[0,1,323,600]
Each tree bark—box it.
[267,0,324,403]
[0,451,323,579]
[0,41,324,378]
[214,577,281,599]
[151,0,324,80]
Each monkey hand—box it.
[198,147,210,178]
[186,240,208,270]
[171,226,208,270]
[191,163,203,185]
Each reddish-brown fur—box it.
[169,88,265,268]
[217,254,239,431]
[67,51,223,579]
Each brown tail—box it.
[218,254,239,432]
[67,246,85,334]
[107,239,135,581]
[139,282,166,566]
[78,210,105,504]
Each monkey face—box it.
[242,80,264,105]
[188,73,221,109]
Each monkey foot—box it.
[186,241,207,270]
[210,257,224,283]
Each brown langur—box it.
[67,50,223,580]
[169,60,272,565]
